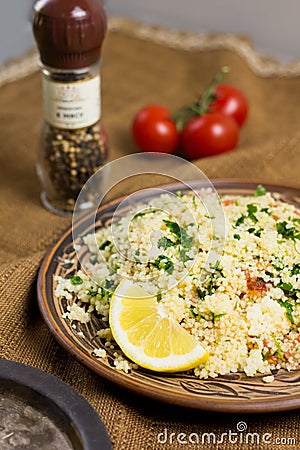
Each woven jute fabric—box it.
[0,19,300,450]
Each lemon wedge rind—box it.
[109,280,209,373]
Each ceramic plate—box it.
[0,358,111,449]
[37,179,300,413]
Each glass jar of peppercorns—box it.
[33,0,108,215]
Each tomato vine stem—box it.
[172,66,229,132]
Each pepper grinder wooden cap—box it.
[33,0,107,69]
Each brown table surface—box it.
[0,18,300,450]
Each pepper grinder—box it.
[33,0,108,215]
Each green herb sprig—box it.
[150,255,174,274]
[254,184,267,197]
[276,221,300,242]
[69,275,83,285]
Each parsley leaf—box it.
[157,236,176,250]
[247,204,258,222]
[98,280,116,301]
[277,280,299,302]
[203,311,227,324]
[99,240,111,250]
[265,271,274,278]
[133,209,157,219]
[69,275,83,285]
[150,255,174,274]
[276,221,300,241]
[280,282,293,292]
[278,300,295,324]
[179,248,192,263]
[87,289,98,297]
[163,219,193,248]
[134,249,141,263]
[156,291,162,302]
[254,184,267,197]
[212,312,226,322]
[261,207,271,215]
[291,264,300,276]
[272,335,285,360]
[196,288,207,299]
[163,219,181,239]
[190,306,198,318]
[235,214,246,227]
[235,204,259,227]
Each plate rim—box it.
[37,178,300,414]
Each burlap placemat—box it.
[0,19,300,450]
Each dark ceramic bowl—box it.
[0,358,111,450]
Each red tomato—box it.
[132,105,179,153]
[209,84,248,127]
[181,113,239,159]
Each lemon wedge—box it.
[109,280,209,372]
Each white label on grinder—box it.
[43,75,101,129]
